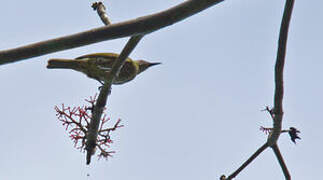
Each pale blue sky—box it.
[0,0,322,179]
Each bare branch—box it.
[267,0,295,146]
[272,144,291,180]
[0,0,224,66]
[224,143,269,180]
[85,35,143,165]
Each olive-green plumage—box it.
[47,53,161,85]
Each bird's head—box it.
[136,60,161,74]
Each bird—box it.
[47,53,161,85]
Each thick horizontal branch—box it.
[0,0,224,66]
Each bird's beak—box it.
[148,62,162,67]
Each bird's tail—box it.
[47,59,81,70]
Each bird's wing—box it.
[75,53,120,61]
[76,53,118,71]
[76,53,133,72]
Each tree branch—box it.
[224,143,269,180]
[272,144,291,180]
[85,35,143,165]
[92,2,111,26]
[267,0,295,146]
[0,0,224,66]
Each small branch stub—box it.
[92,2,111,25]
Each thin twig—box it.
[225,143,269,180]
[0,0,224,66]
[272,144,291,180]
[267,0,295,146]
[85,35,143,165]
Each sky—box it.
[0,0,322,179]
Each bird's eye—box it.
[97,57,105,63]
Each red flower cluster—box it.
[54,94,123,161]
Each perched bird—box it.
[47,53,161,85]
